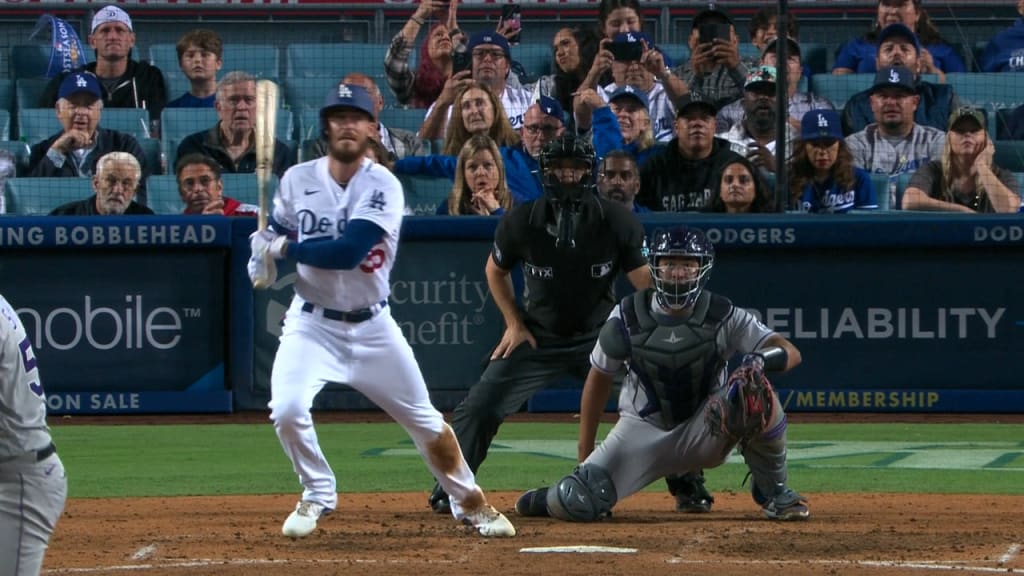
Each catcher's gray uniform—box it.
[0,294,67,576]
[585,289,789,500]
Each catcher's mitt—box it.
[707,353,776,440]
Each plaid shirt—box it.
[384,31,416,105]
[675,61,749,111]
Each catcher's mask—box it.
[539,135,595,208]
[644,226,714,310]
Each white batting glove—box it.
[250,229,289,260]
[247,250,277,289]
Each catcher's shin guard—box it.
[545,464,617,522]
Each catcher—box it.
[515,226,809,522]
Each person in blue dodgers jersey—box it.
[247,83,514,540]
[426,134,651,514]
[514,226,809,523]
[788,109,878,213]
[0,293,67,576]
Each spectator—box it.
[29,72,149,200]
[746,6,800,68]
[638,92,744,211]
[597,0,643,39]
[166,29,223,108]
[366,138,396,172]
[385,0,455,108]
[902,107,1021,213]
[596,150,647,212]
[789,109,878,213]
[575,86,659,167]
[309,74,426,161]
[396,95,561,205]
[49,152,152,215]
[442,135,511,215]
[708,156,776,213]
[717,66,790,175]
[438,82,521,155]
[40,5,167,127]
[833,0,964,75]
[176,71,294,178]
[718,37,833,133]
[175,153,256,216]
[846,66,945,179]
[536,27,601,130]
[419,32,532,139]
[842,24,960,135]
[674,6,747,111]
[979,1,1024,72]
[0,150,14,214]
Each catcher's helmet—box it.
[645,226,714,310]
[539,135,596,206]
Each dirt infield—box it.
[45,491,1024,575]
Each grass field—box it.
[51,421,1024,499]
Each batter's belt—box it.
[301,300,387,324]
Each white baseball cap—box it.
[91,5,133,33]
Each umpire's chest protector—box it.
[618,290,730,429]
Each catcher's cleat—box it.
[672,472,714,513]
[463,504,516,537]
[282,500,329,538]
[514,487,550,517]
[757,484,810,521]
[428,487,451,515]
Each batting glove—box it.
[250,229,288,260]
[247,250,277,288]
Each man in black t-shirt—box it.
[428,136,650,514]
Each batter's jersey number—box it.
[19,336,44,397]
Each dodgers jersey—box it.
[271,156,404,311]
[0,294,53,459]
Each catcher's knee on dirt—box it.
[545,463,617,522]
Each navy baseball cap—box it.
[692,5,734,29]
[467,32,511,60]
[58,72,102,100]
[800,109,843,141]
[608,85,649,109]
[675,91,717,117]
[321,83,376,121]
[869,66,916,95]
[877,23,921,53]
[537,95,565,123]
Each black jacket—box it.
[40,59,168,123]
[177,124,294,178]
[841,81,957,135]
[28,127,149,202]
[638,138,744,212]
[49,194,154,216]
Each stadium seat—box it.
[870,172,896,211]
[800,42,829,76]
[145,174,183,214]
[0,109,9,141]
[809,74,874,109]
[0,140,31,176]
[139,137,164,175]
[16,108,60,145]
[0,79,13,115]
[284,77,342,110]
[659,44,691,66]
[10,45,51,79]
[220,172,276,206]
[4,177,94,215]
[15,78,49,112]
[510,43,551,82]
[993,140,1024,173]
[286,43,388,81]
[945,73,1024,111]
[17,107,152,145]
[379,107,426,134]
[149,43,282,80]
[398,174,452,216]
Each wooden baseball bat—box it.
[253,79,279,290]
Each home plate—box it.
[520,546,637,554]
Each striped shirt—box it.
[845,124,946,177]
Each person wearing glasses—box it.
[29,72,150,202]
[419,32,533,140]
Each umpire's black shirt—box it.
[492,195,646,339]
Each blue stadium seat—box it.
[18,107,152,145]
[286,43,388,81]
[145,174,183,214]
[510,43,551,82]
[945,73,1024,111]
[219,172,276,206]
[0,79,13,114]
[0,109,9,141]
[870,172,895,211]
[659,44,691,66]
[809,74,874,109]
[993,140,1024,173]
[284,77,342,110]
[0,140,31,176]
[398,174,452,216]
[16,108,60,145]
[800,42,829,76]
[15,78,49,113]
[379,107,426,134]
[150,43,281,80]
[10,45,51,80]
[4,177,94,215]
[139,137,164,175]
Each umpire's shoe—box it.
[429,484,451,515]
[514,487,550,517]
[672,471,714,513]
[282,500,329,538]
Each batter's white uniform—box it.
[0,294,67,576]
[268,156,485,519]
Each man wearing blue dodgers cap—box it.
[39,5,167,127]
[841,23,960,135]
[790,109,878,213]
[846,65,945,182]
[28,72,150,201]
[589,30,688,142]
[394,94,565,206]
[419,31,532,141]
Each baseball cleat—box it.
[464,504,516,537]
[514,487,550,517]
[282,500,328,538]
[759,485,810,521]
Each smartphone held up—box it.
[500,2,521,45]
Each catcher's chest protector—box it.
[620,290,730,429]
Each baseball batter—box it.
[0,293,67,576]
[248,83,514,539]
[515,227,810,522]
